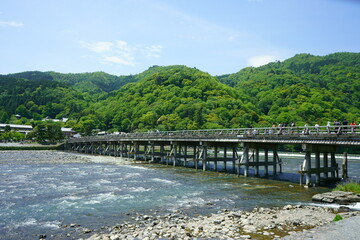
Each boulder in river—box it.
[312,191,360,204]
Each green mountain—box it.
[1,52,360,134]
[0,71,138,125]
[6,71,137,98]
[89,65,256,133]
[0,75,88,123]
[217,52,360,125]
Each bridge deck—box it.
[68,125,360,146]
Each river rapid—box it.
[0,150,359,239]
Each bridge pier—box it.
[239,143,281,177]
[300,144,339,186]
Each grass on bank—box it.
[333,182,360,194]
[333,214,343,222]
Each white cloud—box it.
[144,45,162,59]
[80,40,163,66]
[80,41,113,53]
[102,55,135,66]
[0,21,24,27]
[247,55,278,67]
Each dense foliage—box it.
[93,66,256,132]
[1,52,360,135]
[218,52,360,126]
[28,121,64,143]
[0,76,88,124]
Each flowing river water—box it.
[0,150,359,239]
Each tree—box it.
[30,121,64,143]
[46,123,64,142]
[74,117,97,136]
[15,105,30,118]
[31,122,47,142]
[4,125,11,132]
[0,111,10,123]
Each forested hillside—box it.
[0,71,138,126]
[6,71,137,100]
[217,52,360,125]
[0,76,88,123]
[1,52,359,135]
[88,66,257,133]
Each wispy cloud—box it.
[102,56,135,66]
[79,41,113,53]
[80,40,162,66]
[247,55,278,67]
[143,45,162,59]
[0,21,24,27]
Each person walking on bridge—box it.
[290,122,295,133]
[350,121,356,133]
[303,123,309,135]
[315,123,320,134]
[343,119,348,134]
[334,121,341,134]
[326,121,331,134]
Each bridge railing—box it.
[69,125,360,142]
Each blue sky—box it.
[1,0,359,76]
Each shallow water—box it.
[0,151,359,239]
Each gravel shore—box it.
[0,150,92,163]
[282,214,360,240]
[82,205,359,240]
[0,150,137,166]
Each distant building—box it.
[61,127,76,138]
[42,117,69,122]
[0,123,76,138]
[0,123,33,134]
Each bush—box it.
[333,182,360,194]
[333,214,343,222]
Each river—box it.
[0,150,359,239]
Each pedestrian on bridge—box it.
[350,121,357,133]
[334,121,341,134]
[303,123,309,135]
[315,123,320,134]
[290,122,296,133]
[343,119,348,133]
[327,121,331,134]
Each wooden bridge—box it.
[66,124,360,186]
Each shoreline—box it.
[0,142,64,150]
[83,205,359,240]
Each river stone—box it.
[243,225,257,233]
[312,191,360,205]
[109,235,120,240]
[82,228,92,234]
[241,235,252,239]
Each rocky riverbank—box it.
[83,205,359,240]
